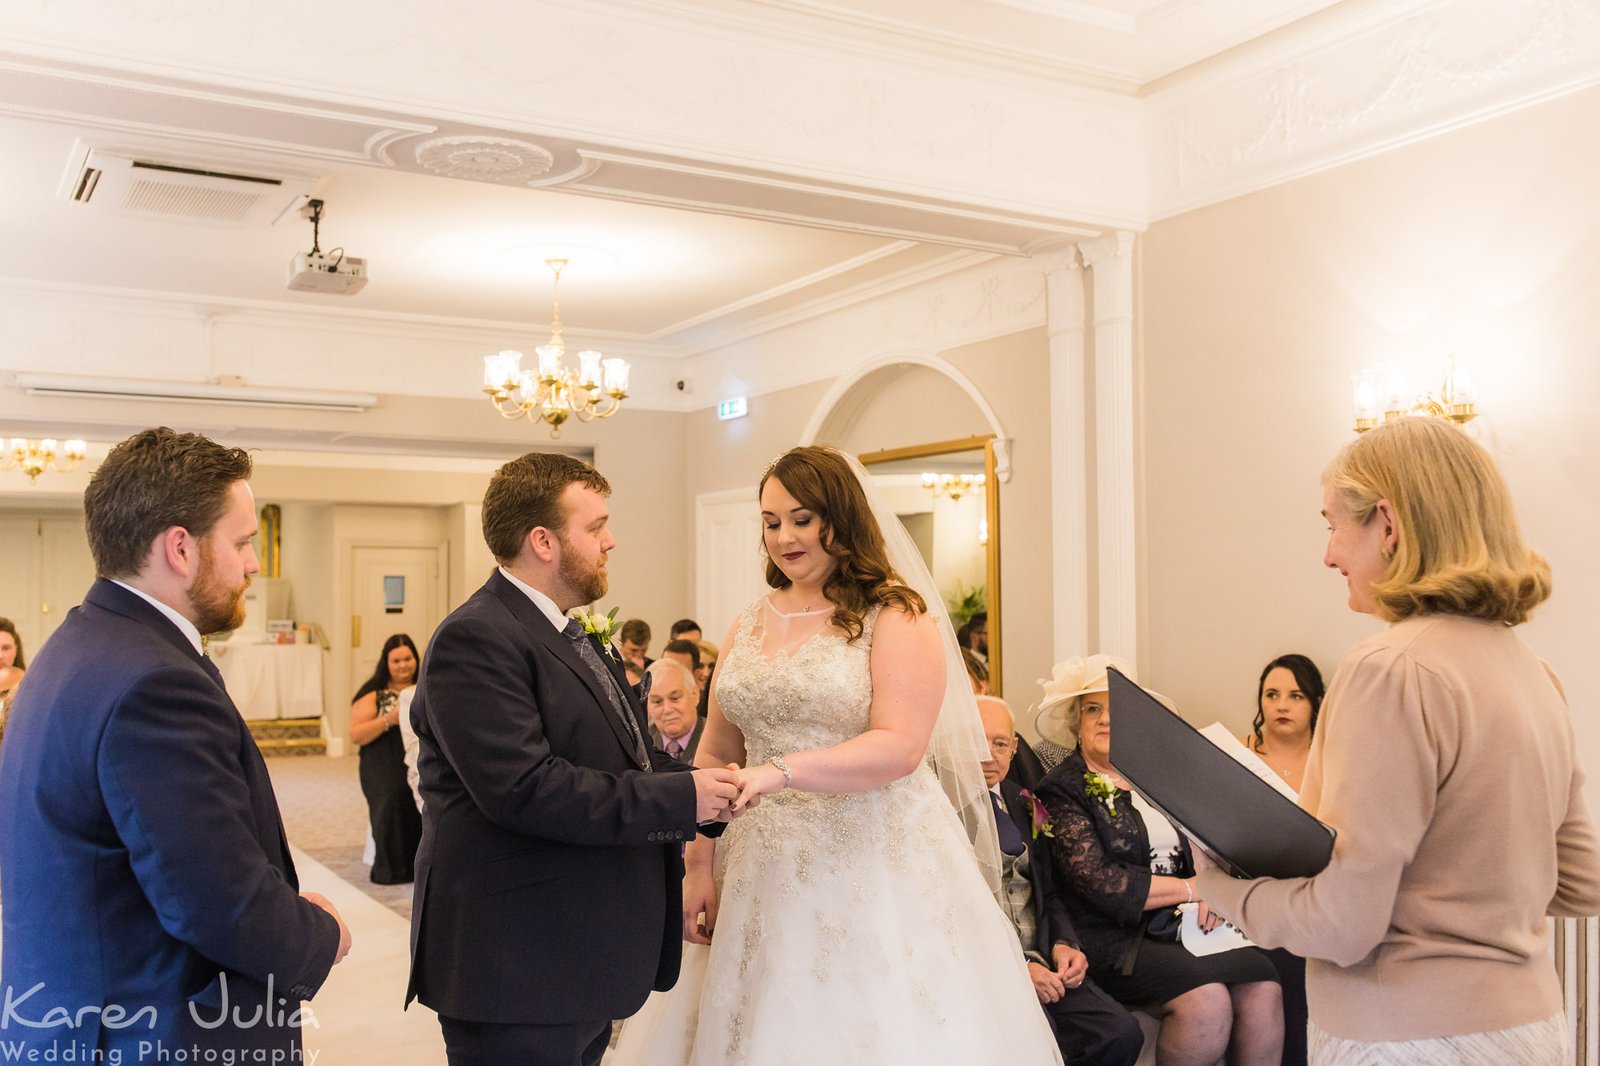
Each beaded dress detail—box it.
[619,596,1062,1066]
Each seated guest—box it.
[0,616,26,701]
[694,639,718,718]
[980,696,1143,1066]
[644,658,702,763]
[1237,653,1325,1066]
[963,611,989,663]
[669,618,702,643]
[962,647,989,694]
[618,617,652,670]
[1241,653,1324,795]
[661,638,701,676]
[0,617,25,746]
[1034,655,1284,1066]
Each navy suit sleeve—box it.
[424,614,697,844]
[97,665,340,996]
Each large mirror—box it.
[859,434,1002,694]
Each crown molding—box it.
[683,254,1049,410]
[1145,0,1600,219]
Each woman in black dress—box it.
[348,633,423,884]
[1034,655,1283,1066]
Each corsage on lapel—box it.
[1017,789,1054,839]
[572,606,621,659]
[1084,771,1120,816]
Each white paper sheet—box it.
[1178,901,1258,956]
[1196,722,1298,802]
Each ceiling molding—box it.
[1145,0,1600,218]
[683,254,1049,409]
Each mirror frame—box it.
[858,434,1002,695]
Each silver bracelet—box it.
[770,755,793,789]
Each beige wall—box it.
[685,329,1057,717]
[1140,83,1600,791]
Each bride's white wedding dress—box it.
[608,598,1063,1066]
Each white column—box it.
[1038,248,1090,663]
[1079,231,1138,667]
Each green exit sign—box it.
[716,397,748,421]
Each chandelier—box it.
[483,258,629,438]
[1352,358,1478,433]
[922,471,985,501]
[3,438,86,482]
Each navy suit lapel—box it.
[486,573,648,769]
[87,579,298,883]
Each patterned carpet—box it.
[265,754,414,920]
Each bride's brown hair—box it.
[760,446,926,641]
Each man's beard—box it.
[557,534,607,606]
[189,540,249,635]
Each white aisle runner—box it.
[292,845,447,1066]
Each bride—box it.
[610,446,1062,1065]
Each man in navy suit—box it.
[407,451,739,1066]
[0,428,349,1063]
[981,697,1143,1066]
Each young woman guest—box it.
[348,633,424,884]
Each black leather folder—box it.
[1109,668,1335,879]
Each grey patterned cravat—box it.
[561,618,651,770]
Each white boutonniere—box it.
[572,606,621,658]
[1084,771,1120,815]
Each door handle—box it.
[352,615,361,648]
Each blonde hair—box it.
[1323,417,1550,625]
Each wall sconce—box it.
[1352,357,1478,433]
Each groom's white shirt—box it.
[498,566,569,633]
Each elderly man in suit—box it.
[980,696,1144,1066]
[0,428,349,1063]
[407,451,740,1066]
[645,658,704,764]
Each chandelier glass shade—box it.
[3,437,87,482]
[921,471,985,501]
[1352,357,1478,433]
[483,258,629,438]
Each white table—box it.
[212,642,326,721]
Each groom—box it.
[407,452,739,1066]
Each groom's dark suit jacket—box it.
[407,570,700,1024]
[0,580,340,1059]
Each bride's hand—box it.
[731,763,786,814]
[683,865,719,945]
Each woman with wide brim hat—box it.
[1034,655,1284,1066]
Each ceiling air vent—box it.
[61,146,318,227]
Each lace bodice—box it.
[714,597,882,764]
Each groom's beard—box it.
[557,535,608,605]
[189,540,249,635]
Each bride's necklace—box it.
[772,590,829,615]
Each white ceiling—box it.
[690,0,1348,86]
[0,0,1548,375]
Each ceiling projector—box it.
[287,251,368,295]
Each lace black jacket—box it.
[1034,748,1194,976]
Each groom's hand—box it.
[691,767,739,823]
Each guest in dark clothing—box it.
[348,633,424,884]
[979,696,1143,1066]
[1033,655,1283,1066]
